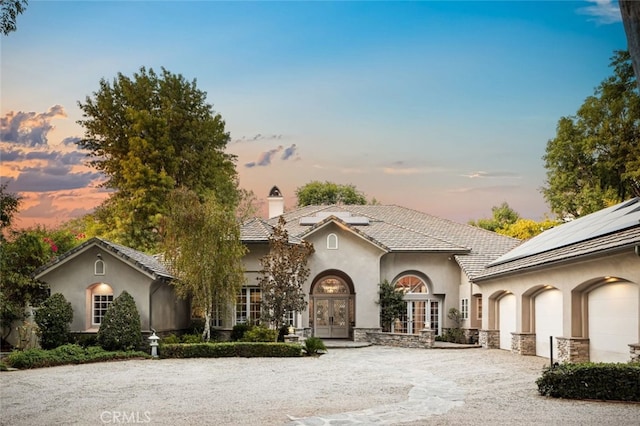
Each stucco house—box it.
[474,197,640,363]
[33,238,189,336]
[235,187,520,343]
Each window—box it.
[430,301,440,335]
[392,275,437,335]
[93,294,113,325]
[236,288,261,325]
[95,259,105,275]
[476,296,483,320]
[327,233,338,250]
[461,298,469,320]
[211,302,223,328]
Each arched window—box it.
[315,277,349,294]
[391,274,440,335]
[327,233,338,250]
[95,259,105,275]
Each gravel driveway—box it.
[1,346,638,425]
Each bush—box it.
[97,291,142,351]
[160,342,302,358]
[230,323,253,341]
[3,344,149,369]
[302,337,326,356]
[161,334,180,344]
[536,362,640,401]
[72,333,98,348]
[181,334,204,343]
[241,326,277,342]
[277,325,290,342]
[34,293,73,349]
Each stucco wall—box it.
[149,280,190,332]
[476,249,640,362]
[39,246,155,332]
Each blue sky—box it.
[0,0,629,227]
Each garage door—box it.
[535,289,563,357]
[499,294,516,350]
[588,282,639,362]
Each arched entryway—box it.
[310,272,354,339]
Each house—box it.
[474,197,640,363]
[235,186,520,343]
[33,238,189,337]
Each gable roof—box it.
[34,237,173,281]
[475,197,640,281]
[241,204,520,279]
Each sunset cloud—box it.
[0,105,67,147]
[244,144,299,168]
[462,170,521,179]
[382,161,448,175]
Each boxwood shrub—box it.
[160,342,302,358]
[4,344,149,369]
[536,362,640,401]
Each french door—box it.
[314,297,349,338]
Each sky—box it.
[0,0,630,229]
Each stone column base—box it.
[511,332,536,355]
[479,330,500,349]
[629,343,640,362]
[556,337,589,363]
[420,328,435,348]
[284,334,299,343]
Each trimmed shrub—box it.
[97,291,142,351]
[160,342,302,358]
[181,334,204,343]
[4,344,149,369]
[302,337,327,356]
[34,293,73,349]
[241,326,277,342]
[161,334,180,344]
[536,362,640,401]
[72,333,98,348]
[230,323,253,341]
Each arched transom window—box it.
[315,277,349,294]
[394,275,428,294]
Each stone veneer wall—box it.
[353,328,381,342]
[463,328,479,344]
[479,330,500,349]
[629,343,640,362]
[366,329,435,348]
[556,337,589,363]
[511,332,536,355]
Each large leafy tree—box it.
[542,51,640,218]
[0,182,21,239]
[161,188,247,341]
[77,67,239,252]
[1,0,27,36]
[258,216,314,334]
[468,202,520,232]
[296,181,367,206]
[620,1,640,89]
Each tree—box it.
[542,51,640,217]
[97,291,142,351]
[77,67,239,252]
[468,202,520,232]
[0,182,22,239]
[0,230,50,342]
[161,188,247,341]
[295,181,367,206]
[34,293,73,349]
[620,1,640,90]
[497,218,559,240]
[257,216,314,335]
[1,0,27,36]
[377,280,406,332]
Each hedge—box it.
[536,362,640,402]
[3,344,149,369]
[160,342,303,358]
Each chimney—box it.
[268,185,284,218]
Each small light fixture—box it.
[97,253,102,259]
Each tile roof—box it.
[242,204,519,279]
[35,237,173,280]
[476,197,640,281]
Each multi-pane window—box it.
[93,294,113,325]
[236,288,262,325]
[476,296,483,320]
[461,298,469,319]
[211,302,223,328]
[430,301,440,335]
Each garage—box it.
[534,288,563,358]
[499,293,516,350]
[588,281,639,362]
